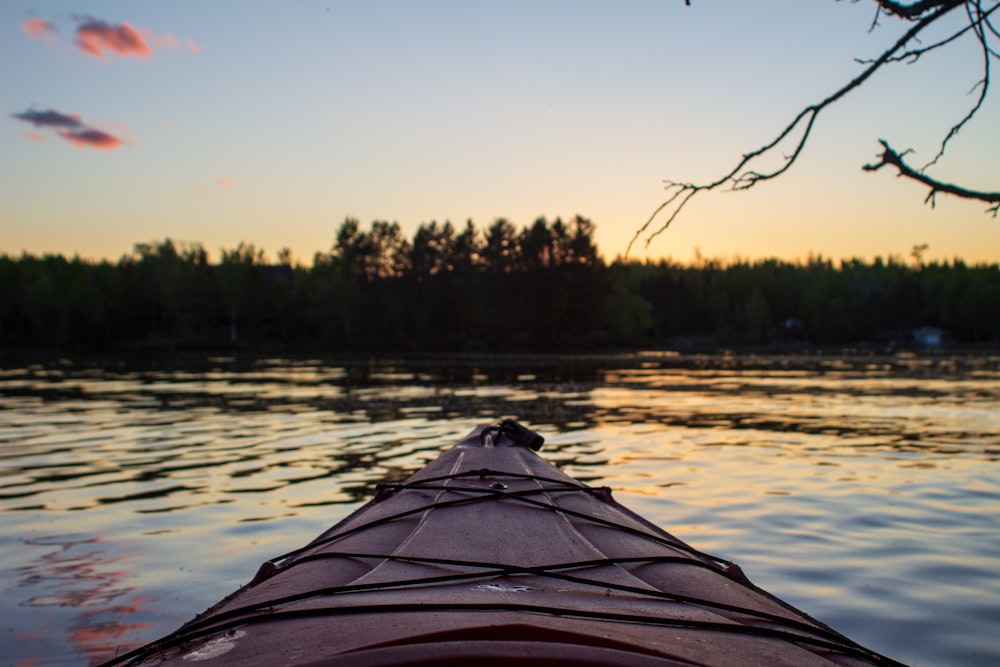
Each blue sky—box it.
[2,1,997,264]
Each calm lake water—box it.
[1,352,998,666]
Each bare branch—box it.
[872,0,965,20]
[857,17,976,62]
[919,3,995,168]
[923,73,989,170]
[636,2,963,252]
[868,4,885,33]
[971,1,1000,59]
[984,4,1000,43]
[860,0,964,32]
[627,186,697,255]
[634,0,999,253]
[865,139,1000,214]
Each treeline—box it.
[2,216,998,351]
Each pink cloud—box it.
[22,18,58,44]
[24,15,197,61]
[153,31,179,48]
[11,108,126,150]
[58,127,124,150]
[12,108,83,129]
[200,178,234,197]
[141,29,190,51]
[75,19,153,61]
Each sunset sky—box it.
[2,1,997,265]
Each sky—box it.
[2,1,998,265]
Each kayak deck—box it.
[103,423,903,666]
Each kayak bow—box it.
[103,421,904,666]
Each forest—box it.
[2,216,998,352]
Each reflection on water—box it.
[1,352,998,666]
[15,534,152,665]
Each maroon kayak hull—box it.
[102,424,903,667]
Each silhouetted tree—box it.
[567,215,601,265]
[218,242,264,343]
[445,220,482,273]
[3,223,998,351]
[410,221,455,278]
[484,218,519,274]
[519,217,554,271]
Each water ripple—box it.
[1,353,998,666]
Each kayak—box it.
[102,421,904,667]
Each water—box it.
[1,352,998,666]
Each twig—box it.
[864,139,1000,215]
[922,1,996,168]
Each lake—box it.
[1,352,998,666]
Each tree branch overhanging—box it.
[632,0,999,254]
[865,139,1000,215]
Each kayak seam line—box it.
[401,467,589,488]
[406,483,730,565]
[275,481,730,570]
[377,448,466,566]
[397,463,723,562]
[101,602,906,667]
[272,485,579,563]
[166,552,867,655]
[511,444,664,610]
